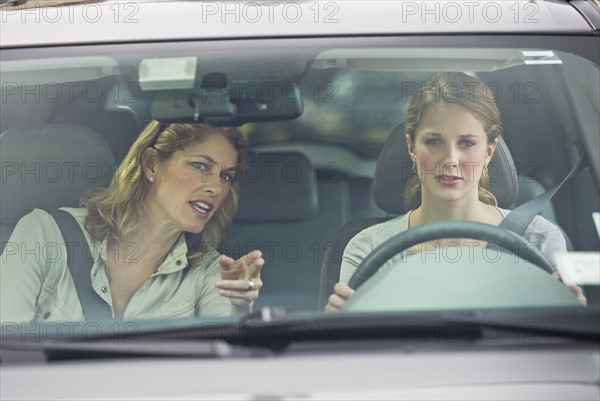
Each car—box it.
[1,0,599,399]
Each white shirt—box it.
[340,208,568,284]
[1,208,231,323]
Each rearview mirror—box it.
[150,75,304,126]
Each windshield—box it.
[1,36,599,338]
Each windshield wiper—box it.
[0,314,275,364]
[1,337,273,365]
[2,306,598,364]
[235,306,600,347]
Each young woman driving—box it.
[326,72,586,312]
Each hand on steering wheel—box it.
[348,220,556,291]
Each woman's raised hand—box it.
[217,250,265,314]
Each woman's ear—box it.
[141,147,158,181]
[486,138,498,160]
[406,134,415,160]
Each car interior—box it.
[1,43,599,314]
[2,1,600,399]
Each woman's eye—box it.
[192,162,215,173]
[459,140,475,147]
[192,162,207,171]
[220,173,234,183]
[425,138,442,145]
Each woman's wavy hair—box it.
[81,120,248,264]
[403,72,502,210]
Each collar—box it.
[97,234,190,275]
[157,234,189,274]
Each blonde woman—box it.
[1,121,264,322]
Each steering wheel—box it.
[347,221,557,290]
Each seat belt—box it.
[499,154,588,235]
[47,209,113,321]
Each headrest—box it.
[373,124,519,214]
[0,124,116,224]
[235,151,318,222]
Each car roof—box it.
[0,0,596,48]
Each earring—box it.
[480,165,489,183]
[148,177,155,183]
[412,162,417,173]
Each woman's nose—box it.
[202,173,223,195]
[441,145,460,173]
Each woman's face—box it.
[407,102,496,205]
[144,133,238,235]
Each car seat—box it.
[220,151,351,311]
[0,124,116,253]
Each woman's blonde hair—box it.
[403,72,502,210]
[81,120,248,264]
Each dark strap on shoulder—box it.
[47,209,113,321]
[499,155,587,236]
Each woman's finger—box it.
[218,289,259,300]
[242,251,265,277]
[567,284,588,306]
[327,293,347,309]
[216,278,263,291]
[223,251,264,280]
[333,282,355,299]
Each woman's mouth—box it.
[189,200,213,217]
[436,175,463,186]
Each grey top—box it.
[340,208,567,284]
[0,208,231,323]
